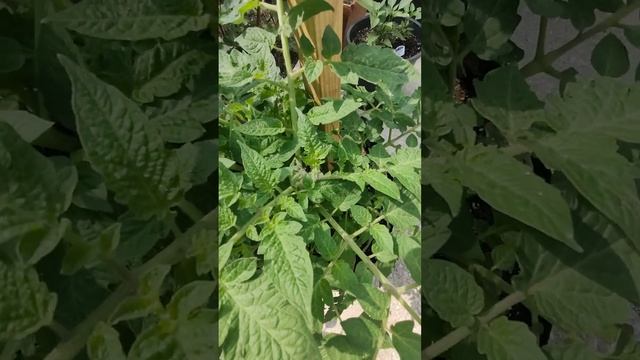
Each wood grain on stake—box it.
[289,0,343,138]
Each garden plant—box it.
[219,0,421,358]
[424,0,640,359]
[0,0,216,359]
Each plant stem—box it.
[178,200,204,223]
[319,207,421,325]
[42,210,216,360]
[260,2,277,11]
[275,0,298,132]
[423,291,527,359]
[226,187,294,247]
[521,1,640,77]
[534,16,548,61]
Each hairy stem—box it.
[423,291,527,359]
[319,207,421,325]
[275,0,298,132]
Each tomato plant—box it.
[0,0,216,359]
[219,0,421,358]
[424,0,640,359]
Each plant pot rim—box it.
[345,15,422,63]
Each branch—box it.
[521,2,640,77]
[43,210,216,360]
[318,207,421,325]
[423,291,527,359]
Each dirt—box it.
[352,26,421,60]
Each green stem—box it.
[521,1,640,77]
[226,187,294,247]
[275,0,298,132]
[177,200,204,223]
[260,2,277,11]
[319,207,421,325]
[423,291,527,359]
[42,210,216,360]
[534,16,548,61]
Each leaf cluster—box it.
[424,0,640,359]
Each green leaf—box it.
[132,43,213,103]
[0,123,76,263]
[350,205,372,227]
[167,281,216,320]
[220,270,319,359]
[530,133,640,251]
[387,164,420,199]
[423,259,484,327]
[456,145,578,251]
[45,0,210,40]
[288,0,333,30]
[397,234,420,282]
[238,142,279,192]
[391,321,420,360]
[220,0,259,24]
[546,343,602,360]
[280,196,307,221]
[463,0,520,60]
[477,317,547,360]
[303,59,323,83]
[0,36,26,73]
[321,25,341,59]
[235,27,276,56]
[62,222,121,274]
[87,322,126,360]
[307,99,362,125]
[260,219,314,317]
[471,65,544,135]
[513,232,632,333]
[622,25,640,48]
[591,33,630,77]
[235,118,285,136]
[148,95,217,143]
[128,309,216,360]
[369,223,395,255]
[330,44,412,93]
[349,169,401,200]
[543,78,640,144]
[329,260,390,320]
[0,263,57,341]
[59,56,182,218]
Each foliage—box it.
[0,0,215,359]
[363,0,421,48]
[218,0,421,358]
[424,0,640,359]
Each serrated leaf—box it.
[235,118,285,136]
[457,145,577,251]
[45,0,210,40]
[330,44,412,93]
[260,219,314,317]
[350,169,401,200]
[168,281,215,319]
[0,123,76,262]
[238,142,278,192]
[423,259,484,327]
[0,263,57,341]
[369,223,394,255]
[388,164,420,199]
[329,261,390,320]
[132,43,213,103]
[220,271,319,359]
[463,0,520,60]
[87,322,126,360]
[304,59,323,83]
[530,133,640,251]
[288,0,333,30]
[477,317,547,360]
[235,27,276,56]
[307,99,362,125]
[59,56,182,219]
[350,205,372,227]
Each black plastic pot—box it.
[345,16,422,64]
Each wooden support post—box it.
[289,0,343,137]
